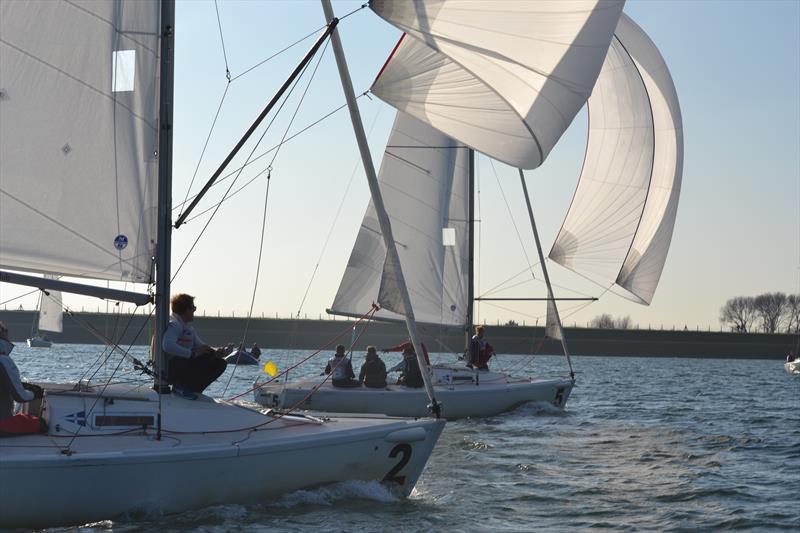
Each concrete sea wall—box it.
[1,310,794,359]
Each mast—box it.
[153,0,176,394]
[465,149,475,351]
[518,169,575,381]
[320,0,441,417]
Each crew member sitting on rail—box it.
[0,321,45,435]
[359,346,387,388]
[162,294,228,399]
[388,346,424,388]
[325,344,360,388]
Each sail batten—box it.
[0,0,161,284]
[370,0,625,169]
[549,13,683,305]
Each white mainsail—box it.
[549,13,683,305]
[0,0,161,283]
[330,111,470,326]
[370,0,625,169]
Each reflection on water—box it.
[11,344,800,532]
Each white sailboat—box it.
[256,5,683,420]
[27,275,63,348]
[0,0,445,528]
[258,1,679,419]
[257,111,577,419]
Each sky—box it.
[1,0,799,331]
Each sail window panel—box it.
[371,0,625,169]
[112,50,136,92]
[0,0,160,283]
[442,228,456,247]
[331,112,470,326]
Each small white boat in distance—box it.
[785,360,800,375]
[26,336,53,348]
[257,365,573,419]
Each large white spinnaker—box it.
[549,13,683,305]
[370,0,625,169]
[330,111,470,326]
[0,0,160,283]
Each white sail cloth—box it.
[370,0,625,169]
[0,0,161,283]
[549,13,683,305]
[38,275,63,333]
[330,112,470,326]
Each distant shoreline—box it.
[1,310,793,360]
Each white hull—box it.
[785,360,800,375]
[256,365,574,420]
[26,336,52,348]
[0,383,444,529]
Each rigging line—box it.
[176,98,364,224]
[228,3,367,85]
[230,0,366,82]
[77,306,126,385]
[479,264,539,298]
[559,285,612,322]
[224,36,331,397]
[213,0,231,81]
[479,300,544,321]
[295,104,383,317]
[489,158,538,283]
[83,304,143,385]
[171,51,315,282]
[173,96,362,220]
[222,35,330,396]
[230,304,378,401]
[63,304,154,377]
[178,83,231,221]
[0,287,39,307]
[483,273,595,300]
[62,307,152,452]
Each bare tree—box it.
[719,296,757,332]
[590,314,615,329]
[615,316,632,329]
[753,292,787,333]
[784,294,800,333]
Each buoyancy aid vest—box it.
[327,355,350,381]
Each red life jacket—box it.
[0,413,43,435]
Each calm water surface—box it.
[11,344,800,532]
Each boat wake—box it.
[272,480,401,508]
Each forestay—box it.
[549,13,683,305]
[0,0,161,283]
[330,111,470,326]
[370,0,625,169]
